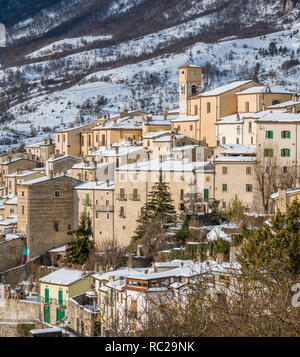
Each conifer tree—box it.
[132,171,177,244]
[65,213,94,266]
[238,199,300,278]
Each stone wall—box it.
[0,236,25,273]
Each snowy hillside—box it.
[0,0,299,150]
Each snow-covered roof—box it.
[256,111,300,123]
[143,131,171,138]
[118,157,213,172]
[267,99,300,109]
[207,227,231,242]
[93,116,143,130]
[153,134,185,142]
[5,170,37,178]
[5,196,18,205]
[49,245,67,253]
[216,112,259,124]
[73,180,115,190]
[171,145,198,152]
[39,268,92,285]
[271,185,300,199]
[200,80,254,96]
[214,156,256,162]
[236,85,295,95]
[47,155,81,163]
[20,174,76,186]
[93,267,153,281]
[170,115,198,122]
[221,144,257,155]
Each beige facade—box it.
[24,138,55,164]
[0,158,37,187]
[178,65,259,147]
[55,123,94,157]
[236,86,294,113]
[4,170,43,196]
[214,156,262,211]
[17,175,82,260]
[114,159,214,247]
[271,186,300,214]
[46,154,81,176]
[73,181,115,247]
[256,112,300,168]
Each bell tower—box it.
[179,64,202,116]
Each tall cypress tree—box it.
[132,171,177,244]
[65,213,94,266]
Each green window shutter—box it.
[270,131,273,139]
[99,281,102,288]
[288,131,290,138]
[84,206,87,214]
[204,189,209,199]
[44,306,50,323]
[58,290,63,306]
[86,193,90,204]
[265,131,268,139]
[287,149,290,157]
[281,131,284,138]
[281,149,284,157]
[45,288,49,303]
[264,149,267,157]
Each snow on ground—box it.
[1,26,299,151]
[26,35,113,59]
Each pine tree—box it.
[238,199,300,278]
[176,214,190,243]
[65,213,94,266]
[132,171,177,244]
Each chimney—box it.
[236,114,240,121]
[81,264,86,276]
[106,179,109,187]
[230,246,242,263]
[216,253,224,264]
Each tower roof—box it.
[178,63,202,69]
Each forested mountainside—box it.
[0,0,299,150]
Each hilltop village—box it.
[0,64,300,336]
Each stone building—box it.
[114,157,214,246]
[0,158,37,186]
[17,174,82,260]
[45,154,81,176]
[4,170,43,196]
[39,267,93,325]
[24,138,55,164]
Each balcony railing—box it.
[116,194,127,201]
[38,296,66,307]
[94,205,114,212]
[128,194,141,201]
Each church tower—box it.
[179,64,202,116]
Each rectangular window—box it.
[207,102,211,113]
[281,148,290,157]
[265,131,273,139]
[22,206,24,215]
[282,166,288,174]
[245,102,250,112]
[264,149,273,157]
[281,131,291,139]
[204,188,209,199]
[246,184,252,192]
[222,167,227,175]
[222,184,227,192]
[222,137,226,145]
[54,191,60,197]
[190,125,193,131]
[246,167,252,175]
[54,222,59,232]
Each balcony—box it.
[128,193,141,201]
[82,199,92,206]
[94,205,114,212]
[38,296,66,307]
[116,194,127,201]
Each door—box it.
[56,308,65,323]
[44,306,50,323]
[45,288,49,303]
